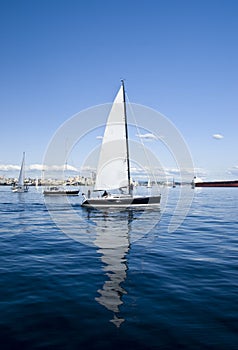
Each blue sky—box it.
[0,0,237,180]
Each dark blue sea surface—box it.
[0,186,237,349]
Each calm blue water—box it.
[0,186,237,349]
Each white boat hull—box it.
[12,186,28,193]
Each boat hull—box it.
[195,180,238,188]
[81,195,161,208]
[12,186,28,193]
[43,190,79,196]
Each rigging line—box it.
[125,92,160,191]
[122,80,131,195]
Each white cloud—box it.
[28,164,44,171]
[129,166,197,181]
[213,133,224,140]
[136,133,158,140]
[130,166,148,174]
[80,165,96,172]
[96,135,103,139]
[65,165,78,172]
[194,167,207,177]
[227,165,238,176]
[43,164,78,172]
[0,164,20,171]
[0,163,78,172]
[163,167,200,178]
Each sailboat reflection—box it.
[90,209,133,327]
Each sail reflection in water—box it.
[92,209,132,327]
[56,203,161,327]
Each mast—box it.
[121,80,131,195]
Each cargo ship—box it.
[192,178,238,188]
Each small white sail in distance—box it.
[18,152,26,187]
[94,85,129,191]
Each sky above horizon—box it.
[0,0,237,181]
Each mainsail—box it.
[94,85,129,191]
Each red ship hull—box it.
[195,180,238,187]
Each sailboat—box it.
[12,152,28,193]
[43,163,79,196]
[43,186,79,196]
[81,81,161,207]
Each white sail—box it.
[18,152,25,187]
[94,85,129,191]
[147,178,152,188]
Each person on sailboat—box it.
[130,182,134,193]
[102,190,108,197]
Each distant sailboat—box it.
[81,81,161,207]
[12,152,28,193]
[147,178,152,188]
[43,186,79,196]
[43,162,79,196]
